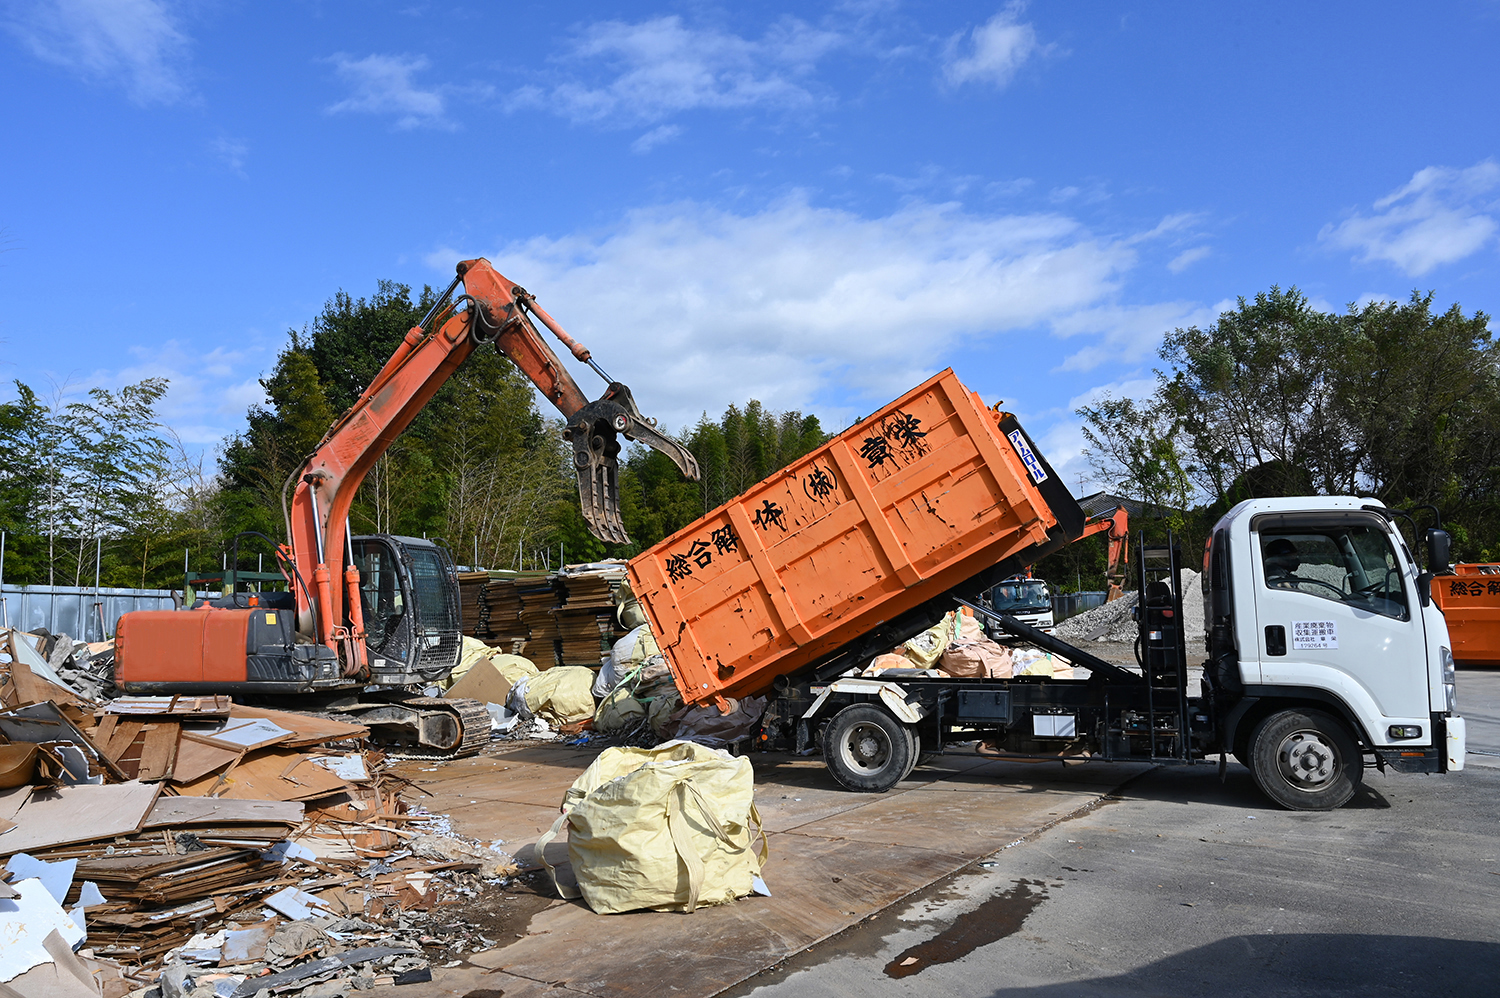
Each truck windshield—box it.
[992,580,1051,613]
[1258,523,1408,620]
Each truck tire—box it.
[1248,709,1363,811]
[824,704,915,793]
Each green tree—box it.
[1160,287,1359,501]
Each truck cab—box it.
[988,576,1055,634]
[1203,496,1465,807]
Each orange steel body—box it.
[629,369,1071,710]
[1432,564,1500,666]
[287,258,594,672]
[115,609,252,685]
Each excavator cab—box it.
[351,535,462,686]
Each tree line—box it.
[0,282,1492,595]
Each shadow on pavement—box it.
[982,934,1497,997]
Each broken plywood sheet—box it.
[173,748,348,802]
[204,716,294,751]
[142,797,303,829]
[94,719,179,782]
[0,781,161,856]
[224,704,367,748]
[170,732,243,784]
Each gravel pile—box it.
[1054,570,1205,644]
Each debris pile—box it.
[1,631,520,997]
[1054,569,1204,644]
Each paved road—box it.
[723,667,1500,998]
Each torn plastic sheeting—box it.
[0,878,86,984]
[227,946,417,998]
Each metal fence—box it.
[0,585,176,642]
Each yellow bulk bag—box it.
[489,653,540,684]
[523,665,596,725]
[535,742,767,914]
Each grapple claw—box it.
[567,383,699,546]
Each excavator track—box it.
[379,696,492,760]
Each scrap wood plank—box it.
[104,695,232,717]
[143,796,303,828]
[0,780,162,856]
[102,719,145,775]
[225,704,369,747]
[136,722,180,782]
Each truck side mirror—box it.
[1426,528,1451,575]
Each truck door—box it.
[1251,511,1430,734]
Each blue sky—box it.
[1,1,1497,491]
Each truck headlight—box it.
[1441,646,1456,712]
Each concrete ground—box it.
[382,744,1153,998]
[368,661,1496,998]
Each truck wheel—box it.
[1248,709,1363,811]
[824,704,915,793]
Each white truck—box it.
[763,494,1467,811]
[630,371,1465,811]
[987,576,1056,634]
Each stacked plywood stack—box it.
[555,565,628,668]
[457,571,490,637]
[480,571,541,650]
[517,577,562,667]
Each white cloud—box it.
[631,123,682,153]
[211,136,248,174]
[1320,160,1500,276]
[426,196,1163,433]
[327,53,454,129]
[1050,301,1218,373]
[1167,246,1210,273]
[942,3,1045,89]
[5,0,190,104]
[508,15,843,125]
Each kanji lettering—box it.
[803,465,837,502]
[686,539,713,569]
[1489,580,1500,596]
[860,435,894,468]
[666,553,692,583]
[752,499,786,532]
[886,411,927,449]
[711,524,738,555]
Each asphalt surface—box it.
[723,666,1500,998]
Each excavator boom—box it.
[288,257,698,667]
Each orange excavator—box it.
[1081,506,1130,602]
[114,259,700,755]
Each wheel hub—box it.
[1280,731,1337,787]
[845,723,889,771]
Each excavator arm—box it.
[1078,506,1130,602]
[285,257,699,670]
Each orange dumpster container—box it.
[628,369,1088,709]
[1432,565,1500,666]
